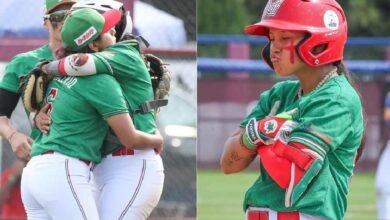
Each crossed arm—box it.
[106,113,163,151]
[220,128,257,174]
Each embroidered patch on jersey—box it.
[70,54,89,67]
[264,119,278,134]
[262,0,285,18]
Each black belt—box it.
[134,99,168,114]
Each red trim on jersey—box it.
[58,58,68,76]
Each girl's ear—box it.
[88,41,99,52]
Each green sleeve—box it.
[83,74,129,118]
[45,53,113,77]
[92,53,114,74]
[0,60,23,93]
[289,97,353,156]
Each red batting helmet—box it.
[245,0,347,68]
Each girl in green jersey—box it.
[221,0,365,220]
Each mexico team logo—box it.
[264,119,278,134]
[262,0,285,18]
[323,10,339,30]
[70,54,89,67]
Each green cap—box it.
[61,8,121,52]
[45,0,77,14]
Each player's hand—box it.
[9,131,32,161]
[35,104,52,134]
[154,129,164,154]
[274,120,298,144]
[241,116,294,150]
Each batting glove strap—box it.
[241,118,264,150]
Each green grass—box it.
[197,170,376,220]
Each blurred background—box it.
[0,0,196,219]
[197,0,390,220]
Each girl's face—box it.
[95,28,117,51]
[268,29,306,76]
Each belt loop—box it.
[89,162,95,171]
[277,212,299,220]
[247,210,269,220]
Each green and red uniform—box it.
[30,74,129,163]
[46,39,156,155]
[241,75,363,220]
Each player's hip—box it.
[246,207,325,220]
[93,155,164,185]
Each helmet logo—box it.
[323,10,339,30]
[262,0,285,18]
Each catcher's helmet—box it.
[71,0,133,41]
[245,0,347,68]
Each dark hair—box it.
[335,61,367,163]
[60,35,102,57]
[114,6,127,40]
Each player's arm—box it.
[106,114,163,151]
[258,98,357,207]
[42,53,113,77]
[0,88,20,138]
[89,75,162,151]
[221,114,296,174]
[221,87,277,174]
[0,86,32,161]
[220,128,257,174]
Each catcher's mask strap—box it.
[136,35,150,48]
[134,99,168,114]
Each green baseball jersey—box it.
[93,40,156,134]
[62,40,155,155]
[0,45,53,139]
[241,75,363,220]
[31,74,129,163]
[45,40,157,155]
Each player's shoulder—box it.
[108,39,140,54]
[10,45,51,63]
[325,74,360,103]
[74,74,122,98]
[307,75,361,111]
[7,45,52,70]
[335,75,362,109]
[78,73,117,86]
[270,80,300,95]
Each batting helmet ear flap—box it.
[294,33,311,65]
[261,42,274,69]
